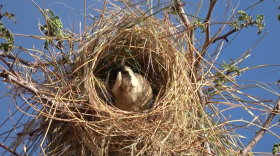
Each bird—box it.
[107,58,153,112]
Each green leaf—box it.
[46,9,54,18]
[272,142,280,155]
[0,27,14,53]
[2,12,17,24]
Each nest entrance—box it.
[91,27,173,112]
[94,54,168,108]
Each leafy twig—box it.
[214,11,265,43]
[212,22,255,43]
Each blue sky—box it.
[0,0,279,155]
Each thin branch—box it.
[84,0,86,30]
[174,0,190,28]
[240,97,280,156]
[204,0,218,46]
[192,3,217,153]
[0,51,72,68]
[0,55,22,79]
[212,28,236,43]
[198,86,207,109]
[173,0,195,68]
[197,86,214,156]
[0,52,50,67]
[0,4,3,20]
[0,70,84,109]
[0,141,21,156]
[213,22,256,43]
[194,0,217,71]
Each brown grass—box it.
[1,1,247,156]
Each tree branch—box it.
[240,97,280,155]
[194,0,217,71]
[204,0,217,46]
[173,0,190,28]
[212,21,256,43]
[173,0,195,68]
[0,141,20,156]
[197,86,215,156]
[0,52,51,67]
[0,69,84,109]
[212,29,236,43]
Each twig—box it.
[204,0,218,46]
[174,0,190,28]
[240,97,280,155]
[173,0,195,67]
[194,2,218,152]
[212,21,256,43]
[0,4,3,20]
[0,52,50,67]
[0,51,71,67]
[198,86,207,109]
[0,141,21,156]
[0,55,22,79]
[0,70,84,109]
[84,0,86,30]
[194,0,217,71]
[197,86,214,156]
[212,29,236,43]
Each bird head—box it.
[107,58,139,92]
[106,58,153,112]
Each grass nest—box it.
[5,2,240,156]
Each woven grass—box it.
[1,1,245,156]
